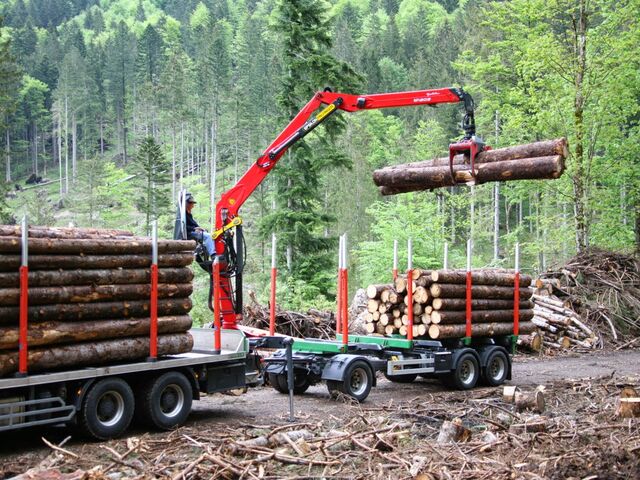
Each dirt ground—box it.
[2,349,639,479]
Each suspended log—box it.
[430,270,532,287]
[377,138,569,171]
[0,333,193,377]
[376,156,565,195]
[431,309,534,325]
[432,298,534,311]
[430,283,533,300]
[0,283,193,306]
[428,321,535,339]
[0,268,194,288]
[0,298,193,325]
[0,253,194,271]
[0,237,194,255]
[0,226,134,239]
[0,316,192,349]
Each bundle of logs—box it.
[372,138,568,195]
[364,269,535,340]
[0,226,195,377]
[528,279,600,351]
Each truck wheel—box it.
[384,372,418,383]
[452,353,480,390]
[268,373,288,394]
[331,360,373,402]
[80,378,134,440]
[271,372,310,395]
[137,372,193,430]
[483,350,509,386]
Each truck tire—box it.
[328,360,373,402]
[451,352,480,390]
[137,372,193,430]
[80,378,134,440]
[270,372,310,395]
[268,373,288,394]
[482,350,509,386]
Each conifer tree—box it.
[134,136,171,234]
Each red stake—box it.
[336,236,343,335]
[465,239,472,340]
[342,235,349,346]
[406,238,413,340]
[269,234,277,336]
[513,243,520,336]
[213,258,222,353]
[18,217,28,375]
[149,221,159,360]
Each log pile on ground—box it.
[0,226,195,377]
[242,291,335,339]
[373,138,568,195]
[536,249,640,347]
[362,268,536,340]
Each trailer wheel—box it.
[268,373,288,394]
[270,372,310,395]
[80,378,134,440]
[451,353,480,390]
[384,372,418,383]
[483,350,509,386]
[329,360,373,402]
[137,372,193,430]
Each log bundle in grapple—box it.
[0,226,195,377]
[363,268,536,340]
[373,138,568,195]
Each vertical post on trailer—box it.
[336,235,343,335]
[341,234,349,347]
[392,239,398,280]
[512,243,520,352]
[269,233,277,336]
[406,238,414,341]
[17,216,28,377]
[212,257,222,354]
[148,220,159,361]
[464,239,472,346]
[443,242,449,270]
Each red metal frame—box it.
[336,269,342,334]
[406,271,414,340]
[513,272,520,336]
[18,265,28,375]
[269,267,277,336]
[341,268,349,346]
[465,271,473,339]
[214,88,474,330]
[149,263,159,359]
[213,261,222,352]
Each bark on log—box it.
[503,386,519,403]
[377,138,569,171]
[428,321,535,339]
[430,270,532,287]
[366,284,388,299]
[0,253,194,271]
[0,237,195,255]
[432,298,534,311]
[0,333,193,377]
[430,283,533,300]
[0,226,134,239]
[0,315,192,349]
[0,283,193,306]
[431,309,534,325]
[436,418,471,444]
[517,333,543,352]
[376,156,565,195]
[514,389,546,413]
[0,298,193,324]
[0,268,194,288]
[615,387,640,418]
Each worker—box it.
[185,193,215,257]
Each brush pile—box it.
[0,226,195,377]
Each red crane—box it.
[209,87,487,330]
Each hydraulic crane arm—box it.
[213,87,483,329]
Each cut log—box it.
[0,268,194,288]
[367,284,388,299]
[413,286,429,304]
[0,283,193,306]
[430,283,532,300]
[514,389,545,413]
[430,270,532,287]
[367,299,380,313]
[0,298,193,324]
[436,418,471,444]
[379,314,390,326]
[0,237,195,255]
[0,333,193,377]
[385,325,397,335]
[0,316,192,349]
[431,309,534,325]
[376,156,565,194]
[364,323,376,334]
[615,387,640,418]
[432,298,533,311]
[503,386,519,403]
[394,277,407,294]
[0,253,194,271]
[517,333,543,352]
[428,321,535,339]
[509,418,546,433]
[380,289,390,303]
[0,226,134,239]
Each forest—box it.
[0,0,638,325]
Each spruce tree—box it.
[134,136,171,234]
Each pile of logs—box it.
[364,269,536,340]
[0,226,195,377]
[529,279,600,350]
[372,138,568,195]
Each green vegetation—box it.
[0,0,638,325]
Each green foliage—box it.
[134,136,171,234]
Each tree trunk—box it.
[0,226,134,239]
[431,270,532,287]
[428,321,535,339]
[0,298,192,325]
[430,283,533,300]
[431,309,534,325]
[432,298,533,311]
[0,333,193,377]
[4,128,10,182]
[0,237,194,255]
[517,332,543,352]
[0,316,192,349]
[0,253,194,271]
